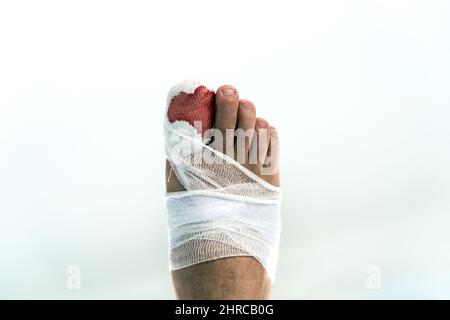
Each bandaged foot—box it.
[165,81,281,284]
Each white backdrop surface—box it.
[0,0,449,299]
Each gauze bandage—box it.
[165,80,281,281]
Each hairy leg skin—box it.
[171,257,272,300]
[166,84,280,300]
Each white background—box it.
[0,0,449,299]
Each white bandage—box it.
[165,81,281,282]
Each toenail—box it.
[256,118,269,128]
[240,101,253,110]
[221,88,236,97]
[270,127,278,137]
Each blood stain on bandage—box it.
[167,86,215,137]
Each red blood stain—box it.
[167,86,215,137]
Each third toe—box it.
[236,99,256,163]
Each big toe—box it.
[166,80,215,193]
[167,80,216,137]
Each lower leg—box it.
[171,257,271,300]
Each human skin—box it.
[166,84,280,299]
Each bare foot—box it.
[166,83,280,299]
